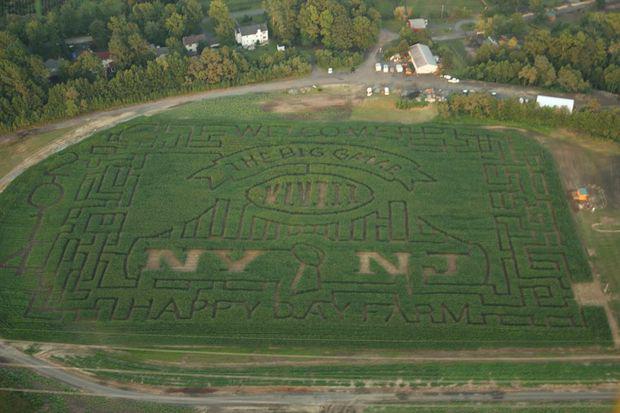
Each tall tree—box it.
[533,55,556,87]
[64,51,104,81]
[108,16,153,69]
[264,0,298,44]
[165,12,187,38]
[298,1,321,43]
[208,0,235,43]
[557,65,589,92]
[604,64,620,93]
[518,65,538,85]
[180,0,204,33]
[0,31,48,130]
[89,19,110,50]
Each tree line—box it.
[0,0,315,133]
[2,0,203,60]
[0,30,310,133]
[439,92,619,142]
[467,12,620,93]
[263,0,380,67]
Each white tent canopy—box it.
[536,95,575,113]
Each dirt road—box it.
[2,26,618,192]
[1,31,619,408]
[0,342,617,408]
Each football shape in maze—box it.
[0,121,610,347]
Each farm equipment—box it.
[571,187,591,210]
[569,185,607,212]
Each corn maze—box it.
[0,119,612,348]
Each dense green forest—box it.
[439,92,620,142]
[0,0,380,133]
[467,12,620,93]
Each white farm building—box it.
[235,23,269,49]
[536,95,575,113]
[408,43,438,74]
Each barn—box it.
[408,43,438,75]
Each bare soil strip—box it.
[8,340,620,363]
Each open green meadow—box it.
[0,96,612,350]
[55,349,620,387]
[371,0,484,19]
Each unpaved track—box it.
[1,32,620,407]
[2,28,618,192]
[0,342,618,407]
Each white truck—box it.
[395,64,403,73]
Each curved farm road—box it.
[1,30,620,407]
[0,342,618,408]
[1,27,617,192]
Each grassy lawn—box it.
[350,96,438,123]
[409,0,484,19]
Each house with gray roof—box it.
[235,23,268,49]
[182,34,207,54]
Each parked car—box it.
[384,86,390,96]
[396,64,403,73]
[448,78,460,83]
[443,74,452,80]
[328,67,333,74]
[462,89,469,95]
[383,64,389,73]
[375,62,382,72]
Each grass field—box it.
[0,366,194,413]
[200,0,262,13]
[372,0,484,19]
[52,349,620,387]
[1,365,617,412]
[0,92,613,350]
[365,404,620,413]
